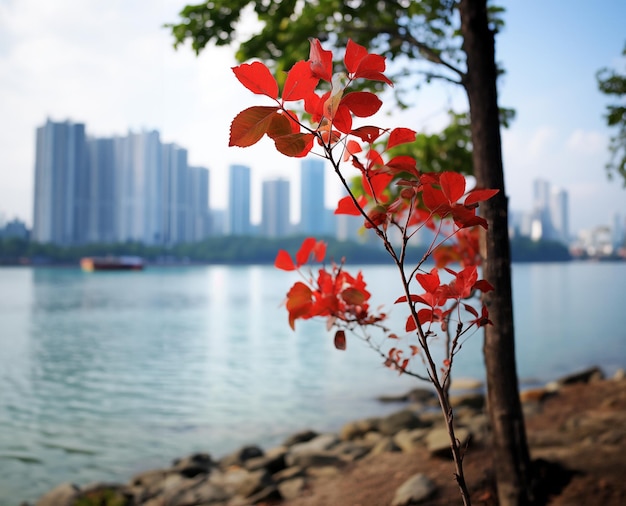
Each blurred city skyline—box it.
[1,1,625,233]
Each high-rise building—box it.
[86,137,116,243]
[550,188,569,244]
[33,119,87,245]
[261,178,290,238]
[188,166,210,241]
[161,142,188,244]
[33,119,211,245]
[227,164,251,236]
[300,159,326,235]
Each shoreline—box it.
[29,365,624,506]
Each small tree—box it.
[597,42,626,185]
[229,37,499,506]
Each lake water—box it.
[1,262,625,504]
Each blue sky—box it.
[0,0,624,234]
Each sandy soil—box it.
[278,377,626,505]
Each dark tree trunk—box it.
[458,1,534,505]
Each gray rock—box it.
[282,429,318,447]
[332,440,371,461]
[172,452,215,477]
[425,427,470,458]
[391,473,437,505]
[369,436,401,455]
[35,483,79,506]
[339,417,380,440]
[277,477,307,500]
[449,392,484,410]
[219,445,264,469]
[209,468,271,498]
[556,366,604,386]
[613,368,625,381]
[272,466,304,482]
[244,446,286,474]
[287,433,338,462]
[393,428,429,453]
[378,409,428,436]
[286,450,343,468]
[450,377,484,391]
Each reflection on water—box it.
[0,262,625,503]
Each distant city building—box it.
[227,164,251,236]
[300,159,326,235]
[528,178,569,244]
[32,119,87,244]
[0,218,29,240]
[32,119,211,246]
[261,178,291,238]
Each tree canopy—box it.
[597,42,626,185]
[168,0,503,104]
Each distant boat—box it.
[80,256,144,272]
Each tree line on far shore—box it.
[0,235,571,265]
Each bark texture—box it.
[458,1,534,504]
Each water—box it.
[0,262,625,504]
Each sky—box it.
[0,0,624,234]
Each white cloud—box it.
[566,129,606,155]
[527,126,558,158]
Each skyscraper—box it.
[261,178,290,238]
[188,166,210,241]
[86,137,116,243]
[227,164,251,236]
[33,119,87,245]
[300,159,326,235]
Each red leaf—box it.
[343,40,393,85]
[282,60,318,101]
[232,62,278,99]
[274,250,296,271]
[344,39,369,74]
[350,126,383,143]
[415,268,440,294]
[266,113,294,140]
[334,195,366,215]
[229,106,280,147]
[405,315,417,332]
[385,156,418,176]
[387,128,416,149]
[308,38,333,82]
[473,279,494,293]
[394,294,430,305]
[463,303,479,318]
[417,308,434,325]
[331,104,353,133]
[273,133,315,157]
[286,282,313,330]
[440,172,466,203]
[464,188,499,206]
[313,241,327,262]
[295,237,317,266]
[341,92,382,117]
[334,330,347,350]
[341,287,367,306]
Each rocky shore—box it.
[30,366,626,506]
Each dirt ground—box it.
[280,378,626,505]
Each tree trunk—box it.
[458,1,534,505]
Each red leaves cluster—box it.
[397,266,493,332]
[230,38,393,158]
[275,238,384,337]
[230,39,499,375]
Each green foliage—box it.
[0,236,427,266]
[168,0,505,98]
[597,42,626,185]
[510,237,571,263]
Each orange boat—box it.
[80,256,144,272]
